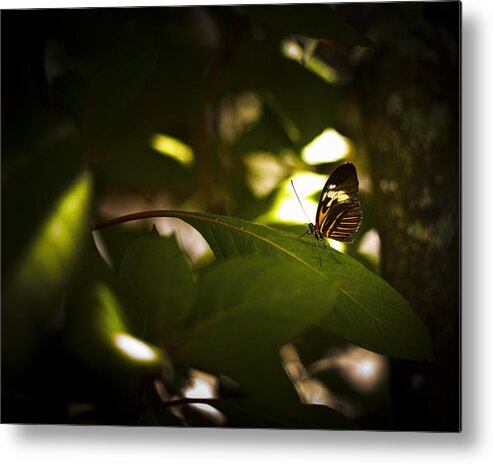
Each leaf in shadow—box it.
[118,229,196,336]
[174,255,348,428]
[240,5,376,47]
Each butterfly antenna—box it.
[290,180,322,266]
[290,180,312,224]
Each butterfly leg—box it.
[315,237,323,266]
[325,239,341,264]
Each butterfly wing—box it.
[322,198,362,242]
[316,163,362,242]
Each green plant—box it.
[2,5,442,428]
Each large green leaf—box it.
[65,242,171,376]
[118,229,196,335]
[96,211,432,360]
[2,118,92,379]
[174,255,349,428]
[182,255,339,345]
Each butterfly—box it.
[291,163,362,263]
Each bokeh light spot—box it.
[244,152,289,198]
[266,172,325,224]
[114,332,157,362]
[356,360,375,378]
[281,38,304,61]
[183,370,226,425]
[151,133,194,167]
[302,128,352,165]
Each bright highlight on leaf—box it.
[281,38,337,83]
[94,284,124,330]
[113,332,158,362]
[66,281,168,374]
[310,346,388,395]
[184,371,216,399]
[11,172,91,303]
[150,133,194,167]
[327,241,344,252]
[302,128,352,165]
[282,38,304,61]
[305,56,337,83]
[338,348,387,394]
[182,370,226,425]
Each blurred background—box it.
[2,3,459,430]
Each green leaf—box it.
[65,243,171,376]
[100,211,432,360]
[221,37,341,149]
[2,118,92,378]
[240,5,375,47]
[174,255,348,428]
[118,230,196,335]
[95,224,146,273]
[183,255,339,341]
[263,57,341,147]
[101,126,191,189]
[3,171,91,311]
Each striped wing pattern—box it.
[315,163,362,243]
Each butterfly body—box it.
[306,163,362,244]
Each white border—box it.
[2,0,492,463]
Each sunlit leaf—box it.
[151,133,195,167]
[7,172,91,307]
[222,36,342,150]
[97,211,432,361]
[102,128,192,189]
[66,271,170,375]
[2,116,93,376]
